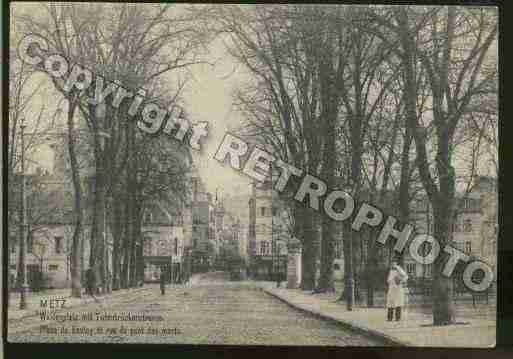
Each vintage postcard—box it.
[4,2,498,348]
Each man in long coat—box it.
[386,261,408,321]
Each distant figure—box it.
[386,261,408,321]
[160,269,166,295]
[85,268,95,296]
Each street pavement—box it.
[8,272,386,346]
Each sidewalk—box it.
[262,286,495,347]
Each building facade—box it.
[248,181,288,280]
[142,201,187,283]
[8,171,104,290]
[190,172,217,271]
[407,176,498,286]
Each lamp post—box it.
[275,238,283,288]
[19,117,29,309]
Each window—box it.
[144,240,152,256]
[260,207,266,216]
[260,241,270,255]
[174,238,178,256]
[465,241,472,254]
[49,264,59,271]
[452,221,461,233]
[144,211,153,224]
[55,236,63,254]
[406,263,416,276]
[424,264,432,277]
[335,241,343,259]
[463,219,472,233]
[333,263,340,270]
[463,198,470,209]
[272,207,277,216]
[27,234,34,254]
[10,265,16,270]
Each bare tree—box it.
[217,5,326,290]
[17,3,212,292]
[366,5,497,325]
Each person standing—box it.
[386,261,408,321]
[85,268,95,296]
[160,267,166,295]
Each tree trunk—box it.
[397,7,456,325]
[365,228,376,307]
[300,208,319,291]
[120,209,130,289]
[90,144,106,294]
[134,204,144,286]
[339,220,354,310]
[128,225,137,287]
[432,209,455,325]
[128,205,139,288]
[111,196,123,290]
[126,115,137,288]
[353,230,363,302]
[397,120,413,265]
[316,115,337,292]
[316,218,336,293]
[67,99,83,298]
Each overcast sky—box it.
[180,37,253,197]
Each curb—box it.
[263,287,413,347]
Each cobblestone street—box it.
[8,272,386,346]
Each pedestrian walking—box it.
[85,268,95,296]
[85,267,101,303]
[160,268,166,295]
[386,261,408,321]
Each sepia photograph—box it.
[3,2,499,350]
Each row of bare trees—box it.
[8,4,497,326]
[213,5,497,325]
[10,3,212,297]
